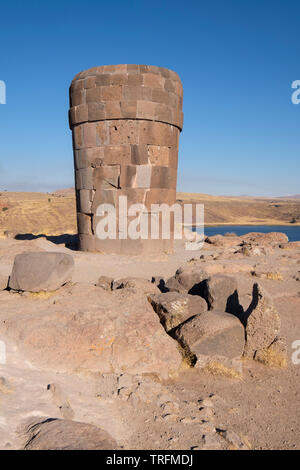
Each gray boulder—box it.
[9,252,74,292]
[174,311,245,359]
[174,262,208,295]
[149,291,207,332]
[244,283,281,358]
[165,276,187,294]
[22,418,120,450]
[201,274,242,315]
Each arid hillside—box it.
[0,190,299,237]
[177,193,300,226]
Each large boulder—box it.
[8,252,74,292]
[22,418,120,450]
[173,311,245,359]
[0,284,182,379]
[165,276,187,294]
[148,291,207,332]
[173,262,208,295]
[243,283,281,358]
[200,275,242,315]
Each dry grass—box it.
[203,361,242,379]
[0,383,13,395]
[28,291,56,300]
[255,347,287,368]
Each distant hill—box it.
[0,190,299,238]
[278,195,300,200]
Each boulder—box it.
[165,276,187,294]
[243,283,281,358]
[148,291,207,332]
[8,252,74,292]
[173,311,245,359]
[22,418,120,450]
[95,275,113,290]
[201,275,240,313]
[174,262,208,295]
[112,277,159,295]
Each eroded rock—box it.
[173,311,245,359]
[8,252,74,292]
[148,291,207,332]
[21,418,120,450]
[244,283,281,358]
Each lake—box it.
[198,225,300,242]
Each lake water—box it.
[198,225,300,242]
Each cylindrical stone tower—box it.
[69,64,183,254]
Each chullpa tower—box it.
[69,64,183,254]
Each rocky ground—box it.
[0,232,299,450]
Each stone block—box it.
[88,102,106,121]
[135,165,152,188]
[119,165,136,188]
[143,72,164,88]
[136,100,156,119]
[147,145,169,165]
[78,189,93,213]
[91,188,117,214]
[131,144,148,164]
[109,120,138,145]
[155,103,173,124]
[120,100,137,119]
[101,85,122,101]
[77,147,104,169]
[77,212,92,235]
[105,101,122,119]
[93,165,120,190]
[86,87,101,103]
[96,121,108,145]
[150,166,177,189]
[82,122,97,148]
[73,125,83,149]
[79,233,95,251]
[104,145,131,165]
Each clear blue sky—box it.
[0,0,299,196]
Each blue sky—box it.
[0,0,299,196]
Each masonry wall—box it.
[69,64,183,254]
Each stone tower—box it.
[69,64,183,254]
